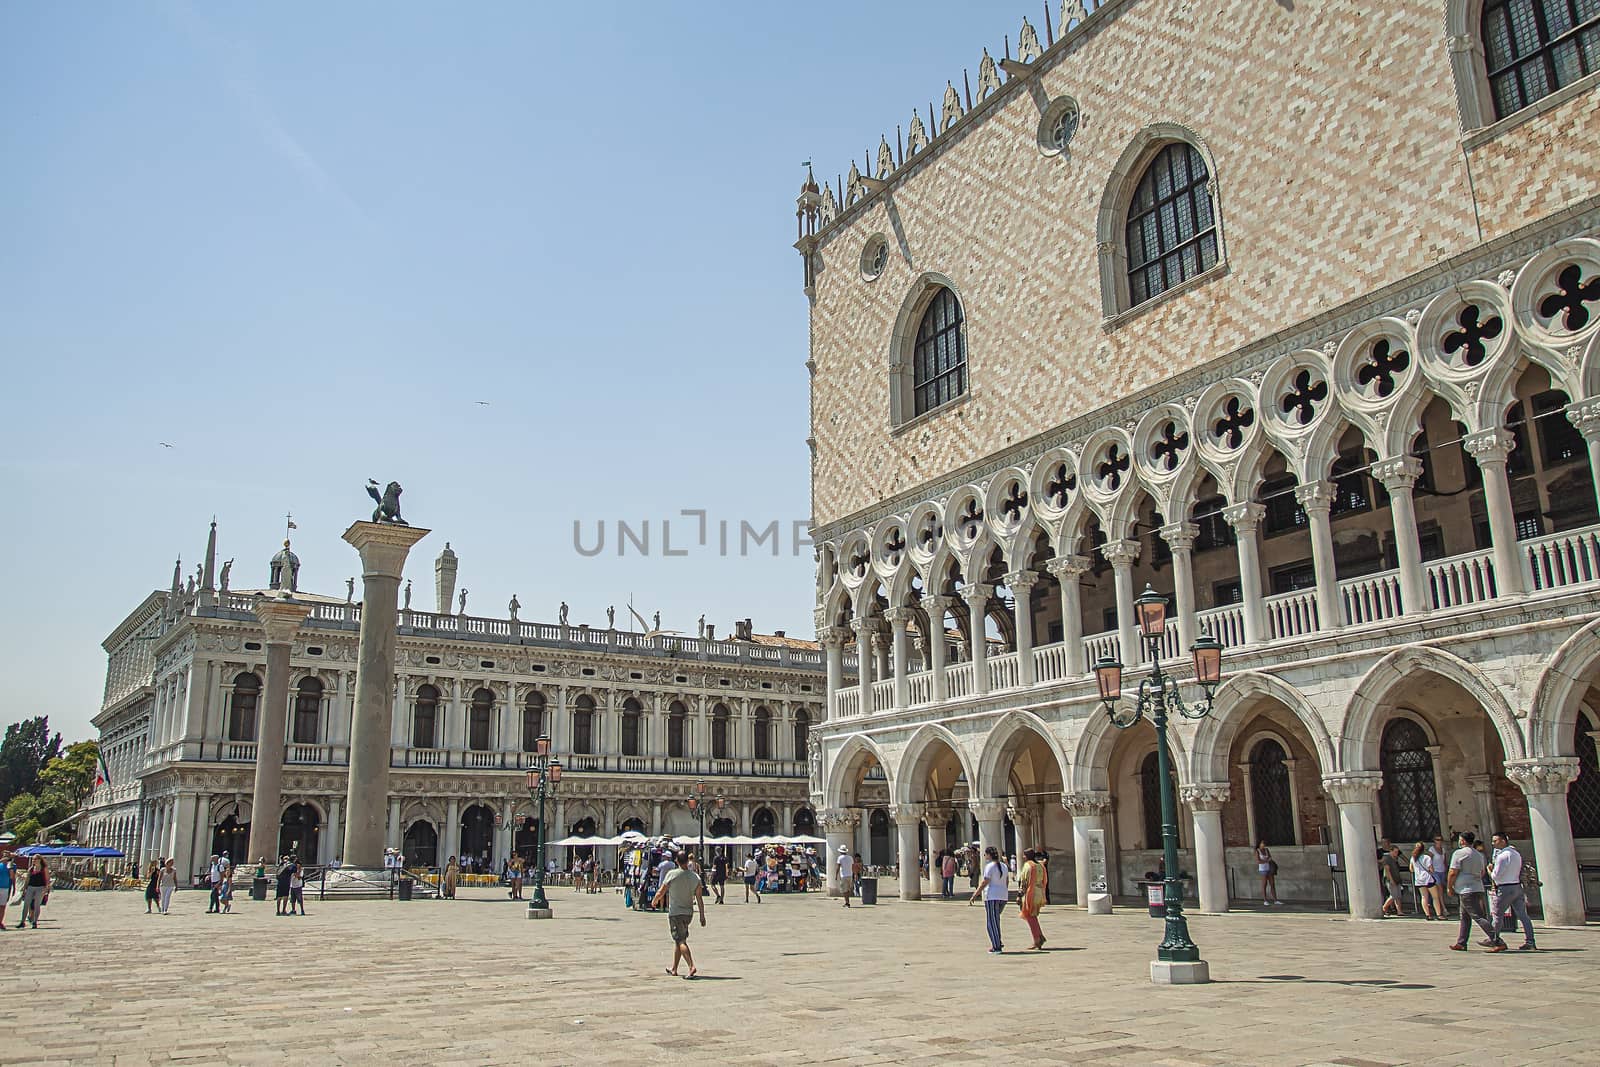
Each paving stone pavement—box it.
[3,887,1595,1066]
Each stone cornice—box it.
[812,202,1600,542]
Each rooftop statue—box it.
[365,479,407,525]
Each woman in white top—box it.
[970,846,1010,953]
[1428,836,1450,916]
[158,859,178,915]
[1410,841,1439,919]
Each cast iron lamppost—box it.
[523,736,562,919]
[1094,583,1223,985]
[687,780,724,864]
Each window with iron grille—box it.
[1249,739,1297,845]
[1570,717,1600,837]
[912,288,967,416]
[1482,0,1600,119]
[1330,451,1374,516]
[1506,402,1536,476]
[1261,475,1308,536]
[1126,142,1218,306]
[1379,718,1440,842]
[1533,389,1585,466]
[1194,496,1235,551]
[1140,751,1165,849]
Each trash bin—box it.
[1143,880,1164,917]
[251,877,268,901]
[398,877,414,901]
[858,876,878,905]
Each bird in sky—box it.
[474,401,491,406]
[159,442,174,448]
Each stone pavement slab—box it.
[2,888,1595,1065]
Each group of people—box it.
[142,858,179,914]
[0,852,50,930]
[968,847,1049,953]
[204,853,235,913]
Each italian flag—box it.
[95,752,112,789]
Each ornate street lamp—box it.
[687,779,724,864]
[523,736,562,919]
[1094,583,1224,984]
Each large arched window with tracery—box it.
[1379,718,1440,843]
[1570,716,1600,838]
[1248,739,1296,846]
[912,287,967,417]
[228,673,260,742]
[1483,0,1600,119]
[1126,142,1217,307]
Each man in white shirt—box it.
[1488,833,1537,950]
[206,855,223,913]
[837,846,855,908]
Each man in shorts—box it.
[651,851,706,979]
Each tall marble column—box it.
[922,595,952,702]
[1102,540,1142,664]
[885,608,914,709]
[1066,791,1114,905]
[1046,556,1091,675]
[341,521,430,867]
[246,596,313,866]
[1295,480,1343,631]
[1323,773,1384,918]
[964,584,994,694]
[1182,783,1231,914]
[1463,429,1529,598]
[821,808,860,896]
[1371,457,1429,616]
[1006,571,1039,685]
[1564,398,1600,515]
[924,807,950,892]
[819,627,847,710]
[971,799,1007,867]
[894,805,922,901]
[853,619,875,714]
[1506,759,1585,926]
[1158,524,1199,653]
[1223,503,1268,645]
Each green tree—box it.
[3,792,44,846]
[0,716,62,809]
[38,740,99,809]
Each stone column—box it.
[1159,524,1199,653]
[1223,503,1268,645]
[171,793,200,883]
[1065,791,1113,905]
[1372,457,1429,616]
[326,795,343,864]
[1046,556,1091,675]
[885,608,914,709]
[852,619,875,714]
[1564,397,1600,516]
[340,521,430,867]
[819,627,847,712]
[1295,480,1343,631]
[246,596,313,866]
[1505,758,1585,927]
[1006,571,1039,685]
[894,805,922,901]
[387,798,402,850]
[1463,429,1528,598]
[1467,773,1498,838]
[821,808,860,896]
[924,807,950,891]
[971,799,1007,866]
[964,584,994,694]
[1323,773,1384,919]
[1102,540,1142,664]
[922,595,952,702]
[443,796,460,863]
[1182,783,1231,914]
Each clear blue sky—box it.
[1,1,1031,742]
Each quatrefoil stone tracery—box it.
[1213,396,1255,449]
[1096,444,1130,490]
[1281,370,1328,426]
[1442,304,1503,368]
[1540,264,1600,332]
[1355,339,1410,399]
[1150,421,1190,472]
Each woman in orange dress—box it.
[1018,848,1047,950]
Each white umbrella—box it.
[787,835,827,845]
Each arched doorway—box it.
[566,815,597,867]
[709,816,735,838]
[513,816,541,862]
[403,821,438,868]
[211,810,249,862]
[1248,738,1297,846]
[868,808,891,865]
[751,808,776,837]
[792,808,816,836]
[1379,718,1439,843]
[460,804,495,869]
[278,804,320,861]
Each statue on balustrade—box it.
[459,588,469,615]
[559,601,569,626]
[403,579,413,610]
[509,594,520,621]
[219,559,233,593]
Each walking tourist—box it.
[652,850,706,979]
[206,854,222,913]
[0,851,12,930]
[444,855,460,899]
[158,858,177,915]
[743,852,761,903]
[1448,832,1500,951]
[710,851,727,903]
[20,856,49,929]
[220,864,234,914]
[972,846,1009,953]
[1488,833,1537,951]
[144,860,160,914]
[1429,836,1451,915]
[836,846,854,907]
[1381,844,1406,916]
[1256,842,1280,905]
[940,851,957,900]
[289,861,306,915]
[1017,848,1047,950]
[275,857,293,915]
[1411,842,1439,919]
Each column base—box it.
[526,905,553,920]
[1086,893,1113,915]
[1150,960,1210,985]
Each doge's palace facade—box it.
[798,0,1600,920]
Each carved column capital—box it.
[1371,455,1424,491]
[817,626,850,649]
[922,806,952,825]
[1504,757,1581,796]
[883,607,916,626]
[891,803,924,823]
[1321,772,1384,806]
[1101,539,1141,568]
[1222,501,1266,533]
[1179,782,1231,811]
[1046,554,1094,580]
[1062,790,1112,817]
[1004,570,1040,592]
[969,799,1008,822]
[1462,428,1516,465]
[1159,522,1200,553]
[1564,397,1600,441]
[1294,479,1337,514]
[961,583,995,606]
[920,593,954,614]
[818,807,861,833]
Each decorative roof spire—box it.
[201,519,218,593]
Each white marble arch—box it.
[1339,644,1525,772]
[893,722,977,807]
[1071,697,1192,794]
[1528,616,1600,760]
[1190,670,1337,782]
[973,709,1071,800]
[823,733,894,810]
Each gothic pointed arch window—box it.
[621,697,643,757]
[1569,714,1600,838]
[1139,751,1164,849]
[753,706,772,761]
[712,704,731,760]
[1248,739,1297,846]
[292,678,322,745]
[413,684,439,749]
[1482,0,1600,119]
[522,691,545,752]
[1379,718,1440,842]
[468,688,494,751]
[668,701,688,759]
[911,287,968,417]
[1125,141,1218,307]
[228,673,260,742]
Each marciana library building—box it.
[800,0,1600,922]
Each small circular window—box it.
[1037,97,1080,157]
[860,234,889,281]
